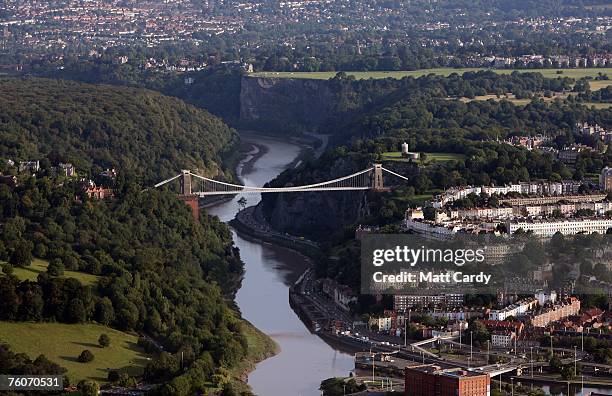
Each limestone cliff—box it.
[259,156,372,239]
[240,76,336,130]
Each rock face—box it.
[240,76,335,129]
[263,190,370,239]
[260,156,372,239]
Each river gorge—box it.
[206,134,354,396]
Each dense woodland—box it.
[0,78,248,394]
[0,180,247,393]
[0,78,238,183]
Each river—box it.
[206,134,355,396]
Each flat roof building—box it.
[405,364,490,396]
[505,218,612,236]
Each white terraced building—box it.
[433,181,584,207]
[491,331,516,348]
[505,218,612,236]
[489,298,538,321]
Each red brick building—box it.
[405,365,490,396]
[479,319,524,335]
[84,186,115,199]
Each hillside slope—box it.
[0,77,237,182]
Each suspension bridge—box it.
[154,164,408,196]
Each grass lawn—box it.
[252,68,483,80]
[229,320,279,393]
[458,92,611,108]
[392,193,434,205]
[382,151,465,162]
[589,80,612,91]
[459,93,564,106]
[0,322,149,383]
[250,68,612,90]
[2,258,99,286]
[583,102,612,109]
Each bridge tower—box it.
[372,163,386,191]
[179,170,192,195]
[178,170,199,220]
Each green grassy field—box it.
[583,102,612,109]
[0,322,149,382]
[456,91,611,108]
[250,68,612,89]
[382,151,465,162]
[229,320,279,393]
[2,258,99,286]
[395,193,435,202]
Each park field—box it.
[250,68,612,89]
[2,258,99,286]
[457,92,611,108]
[0,322,149,382]
[584,102,612,109]
[382,151,465,162]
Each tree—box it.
[77,380,100,396]
[470,321,490,344]
[9,242,32,267]
[237,197,247,211]
[549,355,562,372]
[95,297,115,325]
[98,333,110,348]
[211,367,231,389]
[118,373,137,388]
[65,298,87,323]
[320,377,366,396]
[220,383,238,396]
[423,206,436,221]
[144,352,179,382]
[107,370,120,382]
[17,282,43,321]
[161,375,191,396]
[78,350,95,363]
[47,259,65,276]
[0,277,19,320]
[1,263,13,276]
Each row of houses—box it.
[4,158,118,182]
[503,135,550,150]
[484,54,612,68]
[317,278,358,311]
[488,297,539,321]
[433,180,587,208]
[6,160,77,176]
[485,299,585,347]
[530,297,581,328]
[405,212,612,237]
[438,200,612,221]
[575,122,608,140]
[505,217,612,236]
